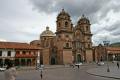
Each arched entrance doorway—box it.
[77,54,82,62]
[51,57,56,65]
[50,47,57,65]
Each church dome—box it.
[78,14,90,24]
[40,27,55,37]
[57,9,70,20]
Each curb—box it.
[87,69,120,79]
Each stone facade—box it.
[93,44,120,62]
[31,9,93,65]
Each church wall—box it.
[63,50,73,64]
[85,49,93,63]
[43,48,50,65]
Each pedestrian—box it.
[77,65,79,69]
[40,70,43,79]
[4,61,17,80]
[117,62,119,69]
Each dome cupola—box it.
[57,9,70,20]
[40,26,55,37]
[78,14,90,24]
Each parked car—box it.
[0,67,6,71]
[97,62,104,66]
[75,62,83,66]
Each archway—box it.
[50,47,57,65]
[51,57,56,65]
[77,54,82,62]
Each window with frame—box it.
[0,51,2,56]
[66,43,69,47]
[22,51,26,54]
[58,22,61,27]
[8,51,11,56]
[88,44,90,48]
[66,35,69,38]
[86,26,89,31]
[65,22,68,27]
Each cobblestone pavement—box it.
[0,64,118,80]
[87,62,120,79]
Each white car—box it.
[0,67,6,71]
[75,63,83,66]
[97,62,104,66]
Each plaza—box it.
[0,63,119,80]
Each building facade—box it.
[93,44,120,62]
[31,9,93,65]
[0,42,41,67]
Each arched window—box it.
[65,22,68,27]
[88,44,90,48]
[86,26,89,31]
[58,22,61,27]
[66,43,69,47]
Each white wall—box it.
[0,49,15,57]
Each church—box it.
[30,9,93,65]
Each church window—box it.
[45,40,49,47]
[58,22,60,27]
[65,22,68,27]
[44,38,46,40]
[66,35,69,38]
[88,44,90,48]
[86,26,89,31]
[58,35,61,38]
[87,37,90,41]
[66,43,69,47]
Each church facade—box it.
[31,9,93,65]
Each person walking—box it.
[77,65,79,69]
[40,70,43,79]
[117,62,119,69]
[4,61,17,80]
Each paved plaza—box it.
[0,63,119,80]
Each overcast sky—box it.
[0,0,120,45]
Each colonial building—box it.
[0,42,41,67]
[93,44,120,62]
[31,9,93,65]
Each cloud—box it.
[0,0,120,45]
[30,0,120,22]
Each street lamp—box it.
[103,40,110,72]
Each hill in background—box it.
[110,42,120,47]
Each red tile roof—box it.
[106,47,120,51]
[0,41,42,50]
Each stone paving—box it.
[87,65,120,79]
[0,63,119,80]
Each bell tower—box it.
[77,14,93,63]
[78,14,92,49]
[55,9,73,64]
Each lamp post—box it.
[103,40,110,72]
